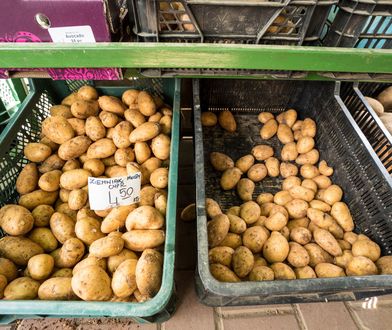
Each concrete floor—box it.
[2,138,392,330]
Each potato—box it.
[105,165,127,178]
[133,143,150,165]
[290,227,312,245]
[265,157,280,177]
[210,263,240,282]
[71,100,99,119]
[207,214,230,248]
[328,220,344,240]
[201,112,218,126]
[265,212,288,231]
[72,265,112,301]
[376,256,392,275]
[301,118,316,138]
[135,249,163,297]
[56,203,77,221]
[28,228,58,253]
[77,85,98,101]
[51,268,73,278]
[39,138,59,153]
[227,214,246,234]
[179,203,196,222]
[121,89,139,106]
[0,258,17,283]
[123,109,144,128]
[289,186,315,202]
[304,243,333,267]
[82,159,105,177]
[312,175,331,190]
[274,191,292,206]
[27,254,54,280]
[260,119,278,140]
[282,176,301,191]
[73,256,107,275]
[210,152,234,172]
[270,263,296,280]
[74,217,104,245]
[38,277,76,300]
[270,204,289,219]
[291,121,302,131]
[137,91,156,116]
[99,111,119,128]
[77,208,99,222]
[307,208,333,230]
[330,202,354,232]
[67,118,86,136]
[256,193,274,205]
[287,217,309,230]
[37,169,61,193]
[338,239,352,251]
[334,250,353,268]
[151,134,171,160]
[81,117,105,142]
[122,230,165,252]
[50,212,76,244]
[111,121,132,149]
[42,116,75,144]
[206,198,222,218]
[218,110,236,132]
[277,109,297,128]
[127,162,149,185]
[240,201,261,225]
[220,167,242,190]
[287,242,310,268]
[263,231,289,263]
[249,266,274,281]
[63,159,81,171]
[293,130,302,141]
[126,205,164,231]
[346,256,378,276]
[112,259,138,298]
[98,95,125,115]
[301,179,317,193]
[139,185,158,206]
[280,162,298,178]
[259,202,274,216]
[300,164,319,179]
[4,277,40,300]
[150,167,168,189]
[281,142,298,161]
[235,155,254,173]
[23,143,51,163]
[106,249,137,274]
[87,138,116,159]
[251,145,274,161]
[315,263,345,278]
[59,169,90,191]
[296,149,319,165]
[277,124,294,144]
[30,205,53,228]
[16,163,39,195]
[89,235,124,258]
[280,226,290,241]
[294,266,316,279]
[39,154,66,174]
[258,112,274,124]
[235,178,254,202]
[218,233,242,250]
[142,157,162,175]
[232,246,254,278]
[313,228,342,257]
[50,104,73,118]
[318,160,333,176]
[160,115,172,133]
[0,274,7,299]
[154,192,167,216]
[1,205,34,236]
[352,239,381,262]
[309,200,331,212]
[129,122,160,143]
[0,236,43,266]
[208,247,234,267]
[296,136,315,154]
[377,86,392,111]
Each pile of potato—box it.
[202,108,392,282]
[364,85,392,135]
[0,84,173,301]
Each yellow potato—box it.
[0,275,7,299]
[251,145,274,161]
[235,155,255,173]
[28,227,58,253]
[16,163,39,195]
[124,109,145,128]
[206,198,222,218]
[318,160,333,176]
[129,122,161,143]
[301,179,317,193]
[4,277,40,300]
[71,100,99,119]
[315,263,345,278]
[280,162,298,178]
[287,242,310,267]
[330,202,354,232]
[265,157,280,177]
[38,170,62,192]
[39,154,66,174]
[126,205,164,231]
[287,217,310,230]
[50,105,73,118]
[236,178,255,201]
[265,212,288,231]
[307,208,333,229]
[227,214,246,234]
[31,205,54,227]
[256,192,274,205]
[154,192,167,216]
[75,216,104,245]
[277,124,294,144]
[270,263,296,280]
[309,200,331,212]
[24,143,52,163]
[82,158,105,176]
[56,203,77,221]
[112,259,138,298]
[220,167,242,190]
[208,246,234,267]
[85,116,106,142]
[281,142,298,161]
[67,118,86,136]
[50,212,76,244]
[292,120,303,131]
[296,136,315,154]
[38,277,77,300]
[263,231,289,263]
[210,263,240,282]
[27,254,54,280]
[201,112,218,126]
[180,203,196,222]
[282,176,301,191]
[151,134,171,160]
[98,95,126,116]
[72,265,112,301]
[301,118,316,138]
[51,268,73,278]
[258,112,274,124]
[352,239,381,262]
[60,169,91,190]
[150,167,168,189]
[240,201,261,225]
[99,111,119,128]
[300,164,319,179]
[338,239,352,251]
[259,202,274,216]
[285,198,309,220]
[314,228,342,257]
[270,204,289,219]
[159,115,171,135]
[63,159,81,171]
[304,243,333,267]
[0,236,43,266]
[277,109,297,128]
[289,186,315,202]
[218,110,236,132]
[140,185,158,206]
[210,152,234,172]
[334,250,353,268]
[73,256,107,274]
[58,136,92,161]
[376,256,392,275]
[42,116,75,144]
[346,256,378,276]
[294,266,316,279]
[87,138,116,159]
[232,246,254,278]
[327,220,344,240]
[78,85,98,101]
[18,189,58,211]
[322,184,343,206]
[112,121,133,149]
[313,175,332,189]
[290,227,312,245]
[138,91,156,116]
[260,119,278,140]
[122,230,165,251]
[274,191,293,206]
[207,214,230,248]
[107,249,138,274]
[218,233,242,250]
[135,249,163,297]
[1,205,34,236]
[133,142,150,164]
[122,89,139,106]
[295,149,319,165]
[89,235,124,258]
[247,164,268,182]
[249,266,274,281]
[377,86,392,111]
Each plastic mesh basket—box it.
[0,78,180,323]
[193,78,392,306]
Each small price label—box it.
[88,173,141,211]
[48,25,96,43]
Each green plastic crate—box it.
[0,78,180,323]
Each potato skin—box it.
[16,163,39,195]
[58,136,92,161]
[218,233,242,250]
[285,199,309,219]
[57,238,85,268]
[72,265,112,301]
[260,119,278,139]
[98,96,126,115]
[249,266,274,281]
[218,110,236,132]
[313,228,342,257]
[330,202,354,232]
[346,256,378,276]
[126,205,164,231]
[263,231,289,263]
[208,246,234,267]
[237,178,255,201]
[290,227,312,245]
[78,85,98,101]
[304,243,333,267]
[101,205,136,234]
[270,263,296,280]
[39,154,66,174]
[247,164,268,182]
[251,145,274,161]
[129,122,160,143]
[71,100,99,119]
[87,138,117,159]
[301,118,316,138]
[60,169,91,190]
[38,277,77,300]
[258,112,274,124]
[265,157,280,177]
[287,242,310,268]
[107,249,138,274]
[376,256,392,275]
[315,263,345,278]
[138,91,157,116]
[42,116,75,144]
[296,149,319,165]
[240,201,261,225]
[207,214,230,248]
[277,124,294,144]
[27,254,54,280]
[99,111,119,128]
[1,205,34,236]
[38,170,62,192]
[24,143,52,163]
[281,142,298,161]
[232,246,254,278]
[294,266,316,279]
[50,212,76,244]
[210,152,234,172]
[352,239,381,262]
[4,277,40,300]
[0,236,43,266]
[135,249,163,297]
[201,112,217,126]
[210,264,240,282]
[0,258,18,282]
[220,167,242,190]
[89,235,124,258]
[112,259,138,298]
[28,227,58,252]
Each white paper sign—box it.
[48,25,96,43]
[88,173,141,211]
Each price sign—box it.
[88,173,141,211]
[48,25,96,43]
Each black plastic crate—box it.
[193,78,392,306]
[131,0,337,45]
[340,82,392,174]
[323,0,392,48]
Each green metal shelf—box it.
[0,43,392,74]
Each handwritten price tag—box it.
[88,173,141,211]
[48,25,96,43]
